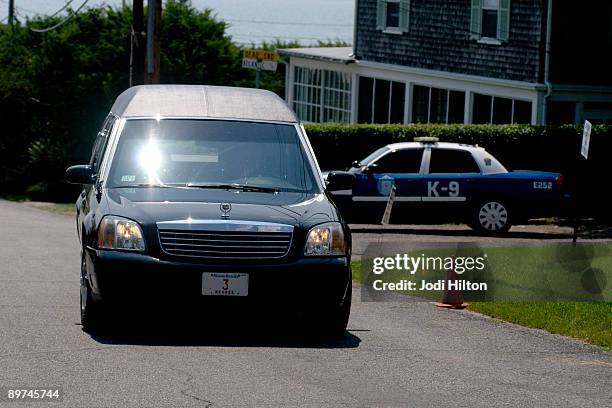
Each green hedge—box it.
[304,123,612,219]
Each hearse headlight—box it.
[97,216,145,251]
[304,222,346,256]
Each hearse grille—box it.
[158,229,293,259]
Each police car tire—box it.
[471,200,511,234]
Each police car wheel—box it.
[473,200,511,234]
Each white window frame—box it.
[377,0,410,34]
[471,0,510,43]
[471,93,532,124]
[383,0,402,34]
[292,66,352,123]
[411,84,466,124]
[481,0,500,41]
[358,77,407,124]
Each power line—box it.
[232,33,352,42]
[47,0,75,19]
[225,18,352,28]
[29,0,90,33]
[0,0,37,15]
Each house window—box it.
[386,1,400,28]
[411,85,466,124]
[482,0,499,39]
[293,66,351,123]
[322,70,352,123]
[470,0,510,42]
[472,93,532,124]
[376,0,410,33]
[358,77,405,124]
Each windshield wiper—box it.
[113,183,187,189]
[186,183,279,193]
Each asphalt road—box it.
[0,199,610,407]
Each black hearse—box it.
[66,85,352,336]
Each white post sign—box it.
[581,120,592,159]
[381,186,396,226]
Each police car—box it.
[325,138,569,234]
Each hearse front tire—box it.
[321,283,352,339]
[80,253,105,333]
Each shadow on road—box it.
[84,314,362,349]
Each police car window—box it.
[374,149,423,173]
[429,149,480,173]
[360,147,389,166]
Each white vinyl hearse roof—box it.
[110,85,298,123]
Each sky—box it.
[1,0,355,45]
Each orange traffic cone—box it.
[435,265,468,309]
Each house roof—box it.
[110,85,298,123]
[277,47,355,64]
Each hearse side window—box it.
[429,149,480,174]
[373,148,423,173]
[89,115,115,173]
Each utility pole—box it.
[153,0,161,83]
[8,0,14,26]
[255,65,261,89]
[130,0,145,87]
[145,0,162,84]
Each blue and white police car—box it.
[325,138,569,234]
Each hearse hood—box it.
[104,187,336,228]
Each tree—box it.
[0,1,246,200]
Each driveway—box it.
[0,200,610,407]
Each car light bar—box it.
[414,137,439,143]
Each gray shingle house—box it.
[279,0,612,125]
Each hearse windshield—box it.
[107,119,319,193]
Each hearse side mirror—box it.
[326,172,355,191]
[65,165,95,185]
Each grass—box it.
[27,202,75,216]
[0,193,28,202]
[1,195,75,216]
[469,302,612,350]
[352,244,612,350]
[357,244,612,302]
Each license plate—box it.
[202,273,249,297]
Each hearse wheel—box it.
[80,251,104,333]
[321,283,352,339]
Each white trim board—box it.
[289,57,540,103]
[287,56,543,124]
[352,196,467,202]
